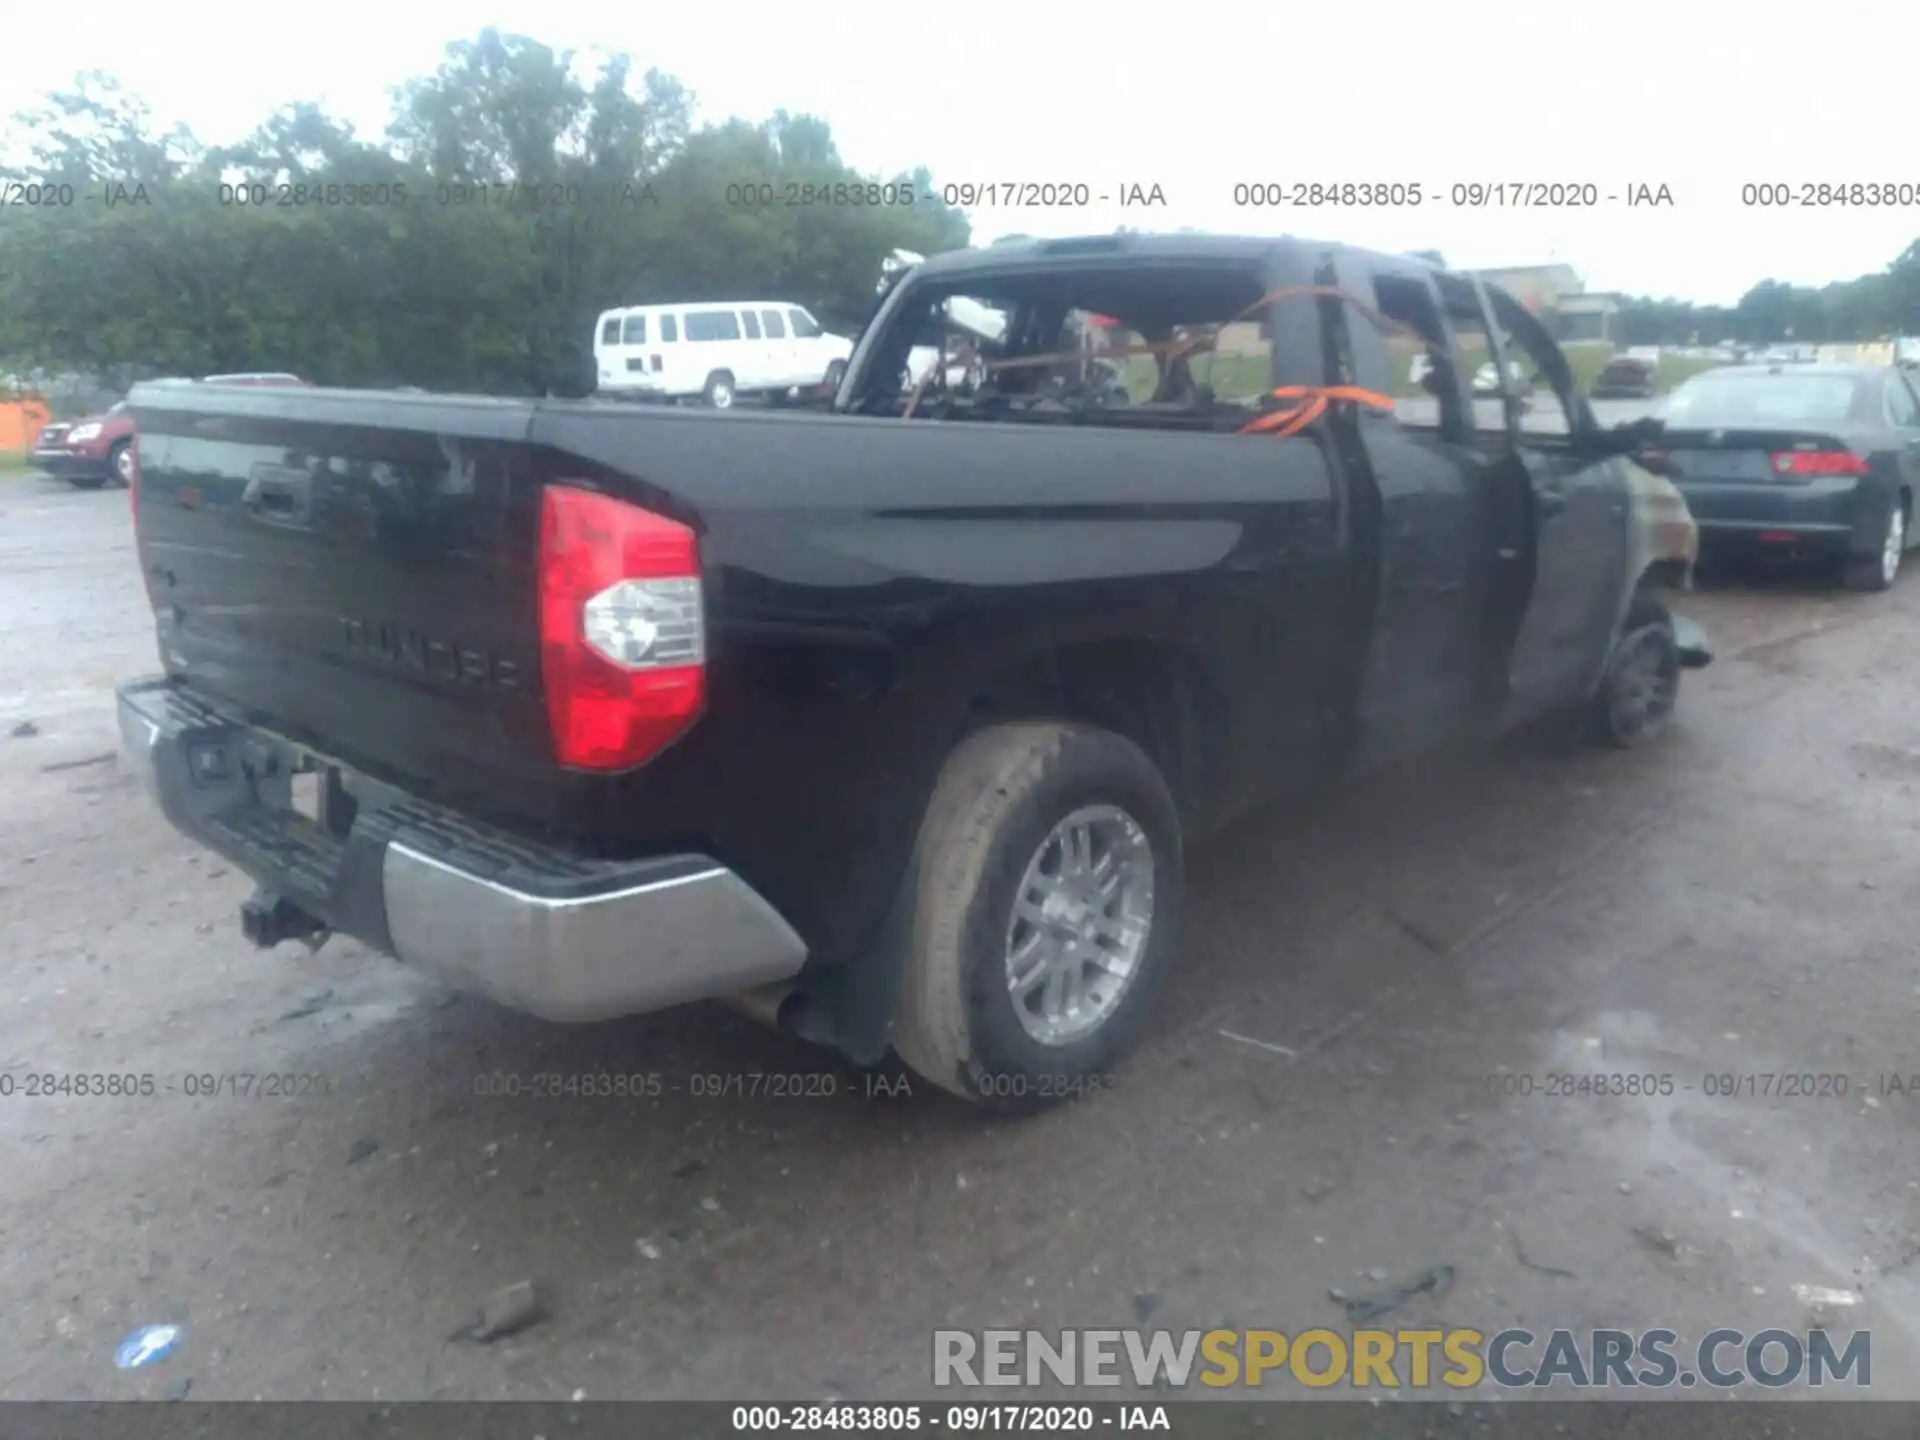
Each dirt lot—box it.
[4,472,1919,1404]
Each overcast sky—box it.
[3,0,1913,306]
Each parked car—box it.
[32,401,137,488]
[1648,362,1920,591]
[33,374,308,488]
[1592,357,1660,400]
[117,235,1708,1109]
[592,300,854,408]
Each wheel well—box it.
[960,640,1225,822]
[1625,562,1689,633]
[1638,557,1690,594]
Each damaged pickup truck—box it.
[116,235,1708,1109]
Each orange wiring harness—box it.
[1237,384,1397,436]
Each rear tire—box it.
[1844,497,1905,593]
[891,722,1182,1111]
[110,441,134,487]
[702,371,736,410]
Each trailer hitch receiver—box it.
[240,887,330,950]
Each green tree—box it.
[0,35,969,395]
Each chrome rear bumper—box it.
[118,676,807,1022]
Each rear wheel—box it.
[701,371,736,410]
[821,359,846,395]
[891,722,1182,1111]
[110,441,135,487]
[1844,497,1905,593]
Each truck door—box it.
[1326,253,1515,764]
[1456,279,1633,727]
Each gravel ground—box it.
[3,469,1918,1405]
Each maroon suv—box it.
[33,373,308,488]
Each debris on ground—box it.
[1791,1283,1861,1307]
[1300,1177,1335,1203]
[346,1137,380,1165]
[448,1280,545,1343]
[114,1324,183,1369]
[1329,1264,1455,1324]
[1632,1224,1681,1259]
[636,1239,661,1260]
[40,751,115,773]
[1218,1029,1298,1058]
[1506,1223,1577,1280]
[279,987,333,1021]
[10,720,39,738]
[161,1377,193,1401]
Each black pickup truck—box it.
[117,235,1708,1109]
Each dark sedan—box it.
[1592,356,1659,399]
[1646,363,1920,592]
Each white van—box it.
[592,300,854,408]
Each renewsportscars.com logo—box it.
[933,1327,1871,1391]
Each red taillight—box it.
[1770,450,1868,477]
[537,484,706,771]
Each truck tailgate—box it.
[129,385,560,825]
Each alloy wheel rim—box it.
[1883,509,1904,585]
[1609,631,1678,742]
[1004,804,1155,1047]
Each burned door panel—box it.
[1332,259,1502,766]
[1471,291,1635,725]
[1348,423,1495,761]
[1501,453,1633,722]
